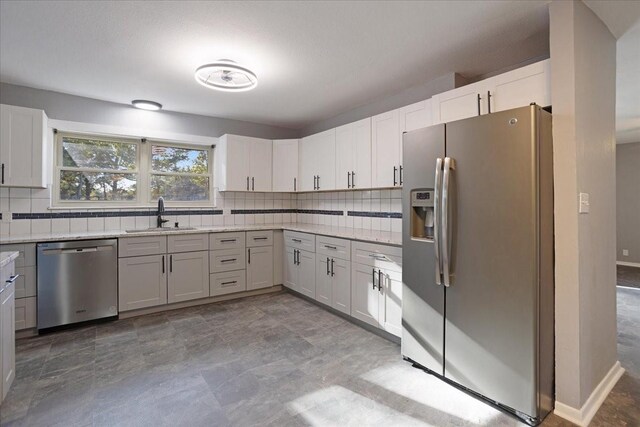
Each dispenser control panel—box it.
[411,190,434,207]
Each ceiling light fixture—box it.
[132,100,162,111]
[195,60,258,92]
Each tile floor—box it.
[617,265,640,289]
[1,289,638,426]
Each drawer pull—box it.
[369,254,389,261]
[220,239,237,243]
[220,258,237,263]
[221,280,237,286]
[292,238,302,243]
[5,274,20,284]
[324,245,337,250]
[253,237,268,240]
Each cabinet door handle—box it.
[220,258,237,263]
[296,249,300,265]
[292,238,302,243]
[352,171,355,188]
[247,176,250,191]
[399,166,403,186]
[1,163,4,184]
[326,257,330,275]
[317,175,320,190]
[331,258,335,277]
[5,274,20,284]
[252,177,255,191]
[372,268,377,290]
[393,166,398,186]
[378,270,383,293]
[487,90,492,114]
[162,255,165,273]
[477,93,482,116]
[248,248,251,264]
[169,255,173,273]
[221,280,238,286]
[347,172,351,188]
[313,175,317,190]
[294,177,297,192]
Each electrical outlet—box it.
[0,211,11,224]
[579,193,590,214]
[623,249,629,257]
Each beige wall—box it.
[616,142,640,264]
[550,0,618,411]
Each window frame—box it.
[52,131,214,208]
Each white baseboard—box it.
[554,361,625,426]
[616,261,640,268]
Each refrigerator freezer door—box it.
[443,106,539,417]
[401,124,446,375]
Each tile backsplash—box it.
[0,186,403,237]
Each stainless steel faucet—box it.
[157,197,169,228]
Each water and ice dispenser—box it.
[410,189,435,240]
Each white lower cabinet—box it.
[284,247,299,292]
[315,239,351,316]
[168,251,209,303]
[14,297,36,330]
[118,254,167,311]
[284,246,316,299]
[315,256,332,306]
[1,277,16,402]
[246,246,274,291]
[351,263,380,327]
[378,268,402,337]
[210,270,247,297]
[330,257,351,315]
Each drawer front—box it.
[210,270,247,297]
[246,230,273,248]
[119,236,167,258]
[14,265,36,299]
[168,233,209,253]
[284,230,315,252]
[0,244,36,267]
[210,232,245,251]
[210,248,246,273]
[316,236,351,261]
[352,241,402,272]
[15,296,37,330]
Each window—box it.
[54,132,213,206]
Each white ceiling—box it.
[0,0,551,130]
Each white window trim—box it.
[52,129,215,208]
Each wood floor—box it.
[1,289,638,426]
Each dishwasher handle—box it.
[41,245,113,255]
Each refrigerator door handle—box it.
[442,157,455,287]
[434,157,443,285]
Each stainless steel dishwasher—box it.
[37,239,118,330]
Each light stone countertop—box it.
[0,251,19,269]
[0,223,402,246]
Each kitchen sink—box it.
[125,227,197,233]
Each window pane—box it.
[59,171,137,201]
[62,137,137,170]
[151,145,208,173]
[150,175,209,201]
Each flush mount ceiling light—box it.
[132,100,162,111]
[195,60,258,92]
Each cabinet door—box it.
[331,257,351,315]
[118,255,167,311]
[399,99,432,168]
[0,104,47,188]
[432,84,483,124]
[336,118,371,190]
[350,263,379,327]
[335,123,355,191]
[315,255,332,306]
[371,109,400,188]
[298,136,317,191]
[1,284,15,400]
[249,139,273,192]
[246,246,274,291]
[489,60,550,112]
[219,135,250,191]
[272,139,299,192]
[284,247,299,291]
[168,251,209,303]
[297,249,316,299]
[379,268,402,337]
[315,129,336,191]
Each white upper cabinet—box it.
[371,109,401,188]
[398,99,432,173]
[335,117,371,190]
[299,128,336,191]
[0,104,48,188]
[272,139,299,192]
[215,134,272,192]
[432,59,550,124]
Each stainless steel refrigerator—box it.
[401,105,554,425]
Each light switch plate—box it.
[579,193,590,214]
[623,249,629,256]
